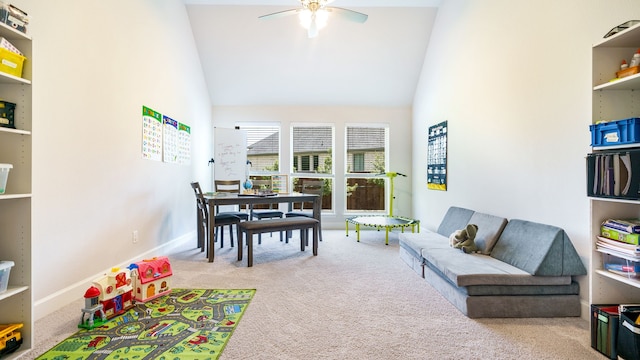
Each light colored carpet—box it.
[28,230,600,360]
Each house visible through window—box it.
[292,125,334,212]
[345,126,388,213]
[237,123,280,173]
[353,153,365,172]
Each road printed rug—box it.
[36,288,256,360]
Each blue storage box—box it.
[590,118,640,147]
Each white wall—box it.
[413,0,640,318]
[211,105,413,228]
[22,0,212,319]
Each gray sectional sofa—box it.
[399,206,587,318]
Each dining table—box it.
[204,192,321,262]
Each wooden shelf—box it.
[594,72,640,91]
[0,285,28,302]
[0,193,31,200]
[0,127,30,135]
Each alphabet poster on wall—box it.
[163,115,179,163]
[141,105,191,165]
[178,123,191,165]
[142,106,163,161]
[427,120,447,191]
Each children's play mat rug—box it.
[36,288,256,360]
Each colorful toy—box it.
[79,266,135,329]
[130,256,173,302]
[92,267,134,319]
[79,286,107,329]
[0,323,22,355]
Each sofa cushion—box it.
[436,206,474,237]
[490,219,587,276]
[419,237,572,287]
[467,212,508,254]
[462,281,580,296]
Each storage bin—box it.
[617,311,640,360]
[0,46,24,78]
[0,163,10,194]
[0,100,15,128]
[602,253,640,279]
[590,118,640,147]
[586,149,640,200]
[591,304,619,359]
[0,3,29,34]
[0,260,14,293]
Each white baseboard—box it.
[33,231,195,321]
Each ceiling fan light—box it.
[315,9,329,29]
[299,10,312,29]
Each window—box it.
[345,126,389,213]
[292,125,334,211]
[353,153,365,172]
[301,155,310,171]
[237,123,280,173]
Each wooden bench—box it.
[238,217,320,267]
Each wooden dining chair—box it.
[213,180,250,222]
[286,179,324,242]
[191,182,241,250]
[249,179,284,243]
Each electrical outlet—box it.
[132,230,139,243]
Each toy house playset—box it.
[130,256,173,302]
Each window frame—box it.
[236,122,281,176]
[344,124,390,214]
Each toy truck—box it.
[0,323,22,355]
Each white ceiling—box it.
[184,1,440,106]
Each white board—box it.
[213,127,247,181]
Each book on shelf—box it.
[602,219,640,234]
[597,236,640,257]
[601,226,640,245]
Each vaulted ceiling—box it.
[184,0,440,107]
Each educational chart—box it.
[142,106,163,161]
[142,105,191,165]
[163,115,179,163]
[178,123,191,165]
[427,121,447,191]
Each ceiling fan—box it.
[259,0,368,39]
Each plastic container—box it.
[0,260,14,293]
[602,253,640,279]
[621,59,629,70]
[631,49,640,67]
[590,118,640,147]
[0,3,29,34]
[0,47,25,78]
[0,163,11,194]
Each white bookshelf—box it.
[0,20,32,359]
[590,22,640,307]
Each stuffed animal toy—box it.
[449,224,479,254]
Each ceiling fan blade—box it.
[327,7,368,23]
[258,9,300,21]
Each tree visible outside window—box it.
[345,126,388,213]
[292,125,334,211]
